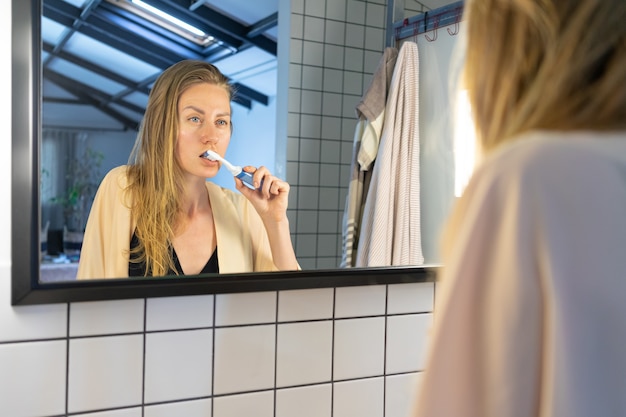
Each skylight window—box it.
[107,0,216,46]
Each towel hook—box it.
[425,15,440,42]
[447,9,461,36]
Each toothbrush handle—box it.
[236,171,262,190]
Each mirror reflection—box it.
[39,0,461,283]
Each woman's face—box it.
[176,82,231,180]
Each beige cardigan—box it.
[77,166,278,279]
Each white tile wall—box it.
[276,320,333,386]
[213,324,276,394]
[144,329,213,403]
[276,383,332,417]
[213,390,274,417]
[334,377,385,417]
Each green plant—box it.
[52,146,104,232]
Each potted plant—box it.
[52,146,104,258]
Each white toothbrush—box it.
[201,150,257,189]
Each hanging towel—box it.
[356,41,424,267]
[341,47,398,267]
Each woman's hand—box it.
[235,166,298,271]
[235,166,290,223]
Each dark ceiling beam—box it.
[247,12,278,38]
[150,0,277,55]
[44,69,142,131]
[42,41,152,96]
[42,0,270,110]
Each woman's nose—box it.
[201,124,219,144]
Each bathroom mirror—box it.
[12,0,452,304]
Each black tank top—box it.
[128,232,219,277]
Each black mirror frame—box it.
[12,0,436,306]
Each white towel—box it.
[356,42,424,267]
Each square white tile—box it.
[345,23,365,48]
[335,285,386,318]
[297,211,319,234]
[320,114,342,139]
[320,140,341,164]
[0,340,66,416]
[316,234,338,257]
[302,41,324,66]
[304,0,326,17]
[365,26,385,52]
[334,317,385,379]
[387,314,433,373]
[144,398,211,417]
[324,20,346,45]
[215,292,276,326]
[298,138,321,163]
[387,282,434,314]
[68,335,143,413]
[301,66,323,91]
[323,45,345,70]
[323,69,344,94]
[213,390,273,417]
[74,408,142,417]
[144,329,213,403]
[300,114,322,139]
[276,384,331,417]
[278,288,333,321]
[343,71,364,95]
[321,93,342,118]
[213,325,275,395]
[70,299,144,337]
[386,373,421,417]
[0,273,67,341]
[333,377,384,417]
[346,0,366,24]
[296,234,317,256]
[325,0,346,21]
[276,321,332,387]
[146,295,213,331]
[366,2,386,27]
[304,16,325,43]
[319,164,341,188]
[301,90,322,114]
[344,48,364,72]
[298,162,321,186]
[318,187,341,211]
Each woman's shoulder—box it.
[464,130,626,212]
[479,130,626,183]
[99,165,131,193]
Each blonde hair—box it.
[464,0,626,153]
[126,60,232,276]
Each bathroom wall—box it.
[1,1,437,417]
[285,0,406,269]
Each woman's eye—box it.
[216,119,229,126]
[189,116,201,123]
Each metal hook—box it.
[447,9,461,36]
[425,15,440,42]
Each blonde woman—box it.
[77,60,298,278]
[414,0,626,416]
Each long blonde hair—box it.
[126,60,232,276]
[464,0,626,153]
